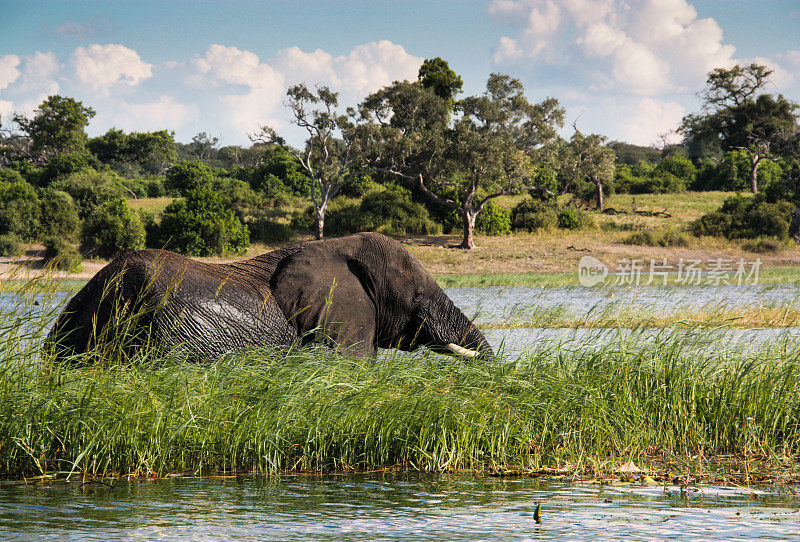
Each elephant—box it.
[47,232,494,362]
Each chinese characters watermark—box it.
[578,257,760,287]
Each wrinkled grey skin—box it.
[48,232,493,362]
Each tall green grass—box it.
[1,280,799,479]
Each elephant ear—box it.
[269,244,378,353]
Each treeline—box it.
[1,60,799,265]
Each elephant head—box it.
[269,232,493,358]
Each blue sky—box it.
[1,0,798,147]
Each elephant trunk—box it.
[422,291,494,359]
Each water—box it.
[1,476,798,541]
[446,284,800,323]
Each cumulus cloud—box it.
[16,51,60,94]
[0,55,21,91]
[71,44,153,93]
[489,0,737,95]
[102,95,198,132]
[0,100,14,118]
[191,40,422,138]
[609,97,685,145]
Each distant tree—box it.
[1,95,95,166]
[0,174,40,240]
[251,84,373,240]
[188,132,220,160]
[418,57,463,107]
[561,130,616,211]
[89,128,176,174]
[608,141,661,165]
[679,64,799,192]
[361,73,565,248]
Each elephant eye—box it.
[412,287,424,304]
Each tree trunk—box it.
[459,210,477,249]
[315,207,325,240]
[749,157,760,193]
[594,176,604,211]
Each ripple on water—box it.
[1,477,799,541]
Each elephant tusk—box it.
[445,343,478,358]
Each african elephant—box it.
[48,232,493,362]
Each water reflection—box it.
[1,476,797,541]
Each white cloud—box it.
[16,51,60,94]
[0,55,21,91]
[0,100,14,118]
[114,96,197,131]
[490,0,737,95]
[191,40,422,138]
[612,97,685,145]
[71,44,153,93]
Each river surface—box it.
[2,476,799,541]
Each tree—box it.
[1,95,95,166]
[561,130,616,211]
[89,128,176,174]
[188,132,220,160]
[679,64,799,192]
[251,84,372,240]
[418,57,463,106]
[81,197,145,259]
[361,73,564,248]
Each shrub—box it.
[39,190,80,240]
[557,206,582,230]
[475,200,511,235]
[624,228,690,247]
[0,233,24,257]
[511,198,558,232]
[43,237,83,273]
[155,187,250,256]
[741,237,783,253]
[326,185,441,236]
[38,151,98,186]
[290,209,315,231]
[81,197,146,259]
[50,169,125,219]
[629,173,686,194]
[246,217,294,243]
[165,161,225,195]
[655,155,696,185]
[692,194,795,239]
[0,177,40,240]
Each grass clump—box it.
[741,236,784,253]
[624,228,690,247]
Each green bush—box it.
[290,209,315,231]
[155,187,250,256]
[81,197,145,259]
[39,190,80,240]
[692,194,795,239]
[624,228,690,247]
[629,173,686,194]
[655,155,696,185]
[50,169,125,219]
[165,161,226,195]
[38,151,98,186]
[741,237,783,253]
[43,237,83,273]
[511,199,559,232]
[475,200,511,235]
[246,217,294,243]
[0,177,40,240]
[326,185,441,236]
[557,206,581,230]
[0,233,24,257]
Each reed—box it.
[1,282,799,479]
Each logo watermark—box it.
[578,257,761,287]
[578,256,609,287]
